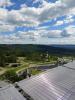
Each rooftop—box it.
[64,61,75,70]
[17,61,75,100]
[0,81,9,88]
[0,84,26,100]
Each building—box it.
[0,84,26,100]
[17,61,75,100]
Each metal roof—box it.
[17,63,75,100]
[0,84,26,100]
[64,61,75,70]
[0,81,9,88]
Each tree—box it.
[4,70,21,83]
[6,55,17,63]
[0,55,6,67]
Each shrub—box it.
[4,70,21,83]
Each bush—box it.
[4,70,21,83]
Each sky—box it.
[0,0,75,44]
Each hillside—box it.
[0,44,75,56]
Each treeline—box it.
[0,55,17,67]
[0,44,75,67]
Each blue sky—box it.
[0,0,75,44]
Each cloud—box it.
[0,27,75,44]
[0,0,75,44]
[61,30,70,37]
[39,30,62,38]
[0,24,15,32]
[61,0,75,8]
[0,8,8,21]
[55,15,74,26]
[55,20,64,26]
[13,29,62,40]
[1,33,75,44]
[0,0,13,7]
[65,25,75,36]
[64,16,74,24]
[0,0,75,28]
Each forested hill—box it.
[0,44,75,56]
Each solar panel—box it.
[0,84,26,100]
[0,81,9,88]
[17,65,75,100]
[64,61,75,70]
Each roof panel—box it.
[17,63,75,100]
[0,85,26,100]
[64,61,75,70]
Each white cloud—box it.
[0,8,8,21]
[55,20,64,26]
[64,15,74,23]
[0,27,75,44]
[39,30,62,38]
[0,0,75,28]
[1,34,75,44]
[15,29,62,40]
[0,0,13,7]
[55,15,74,26]
[0,0,75,44]
[0,24,15,32]
[61,0,75,8]
[66,25,75,36]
